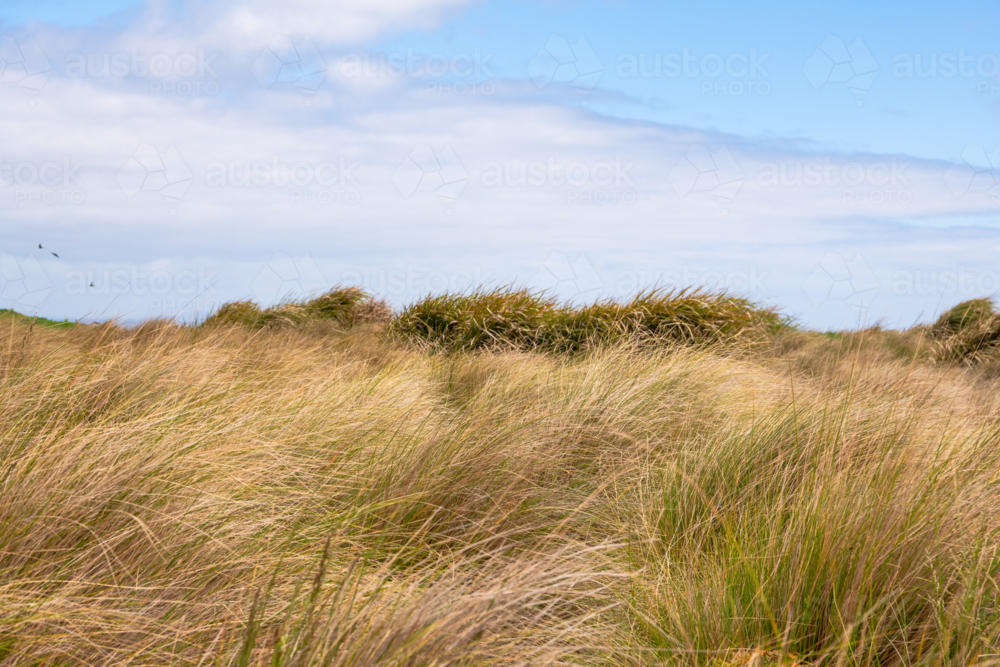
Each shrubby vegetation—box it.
[390,286,786,352]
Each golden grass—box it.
[1,317,999,665]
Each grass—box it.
[0,308,76,329]
[0,294,999,664]
[202,287,392,330]
[926,298,1000,365]
[390,286,785,352]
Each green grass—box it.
[0,308,76,329]
[202,286,391,330]
[389,286,785,353]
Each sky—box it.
[1,0,998,329]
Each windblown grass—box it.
[390,286,784,352]
[927,298,1000,365]
[203,286,391,330]
[1,308,999,665]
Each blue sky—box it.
[370,0,1000,158]
[0,0,141,26]
[1,0,998,329]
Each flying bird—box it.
[51,252,59,258]
[89,282,94,287]
[38,243,42,249]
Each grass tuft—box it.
[928,298,1000,365]
[391,285,784,352]
[203,286,387,330]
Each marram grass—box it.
[927,297,1000,365]
[1,297,999,665]
[203,286,392,330]
[389,286,786,352]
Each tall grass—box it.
[927,298,1000,365]
[0,310,999,664]
[203,286,392,330]
[390,286,784,352]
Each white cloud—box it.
[200,0,473,52]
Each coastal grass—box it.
[202,286,392,331]
[0,300,999,664]
[389,286,785,353]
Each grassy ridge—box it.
[195,285,785,352]
[199,288,1000,367]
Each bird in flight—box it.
[89,282,94,287]
[51,252,59,258]
[38,243,42,249]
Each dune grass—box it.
[202,287,392,330]
[390,286,785,352]
[0,297,999,664]
[926,298,1000,366]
